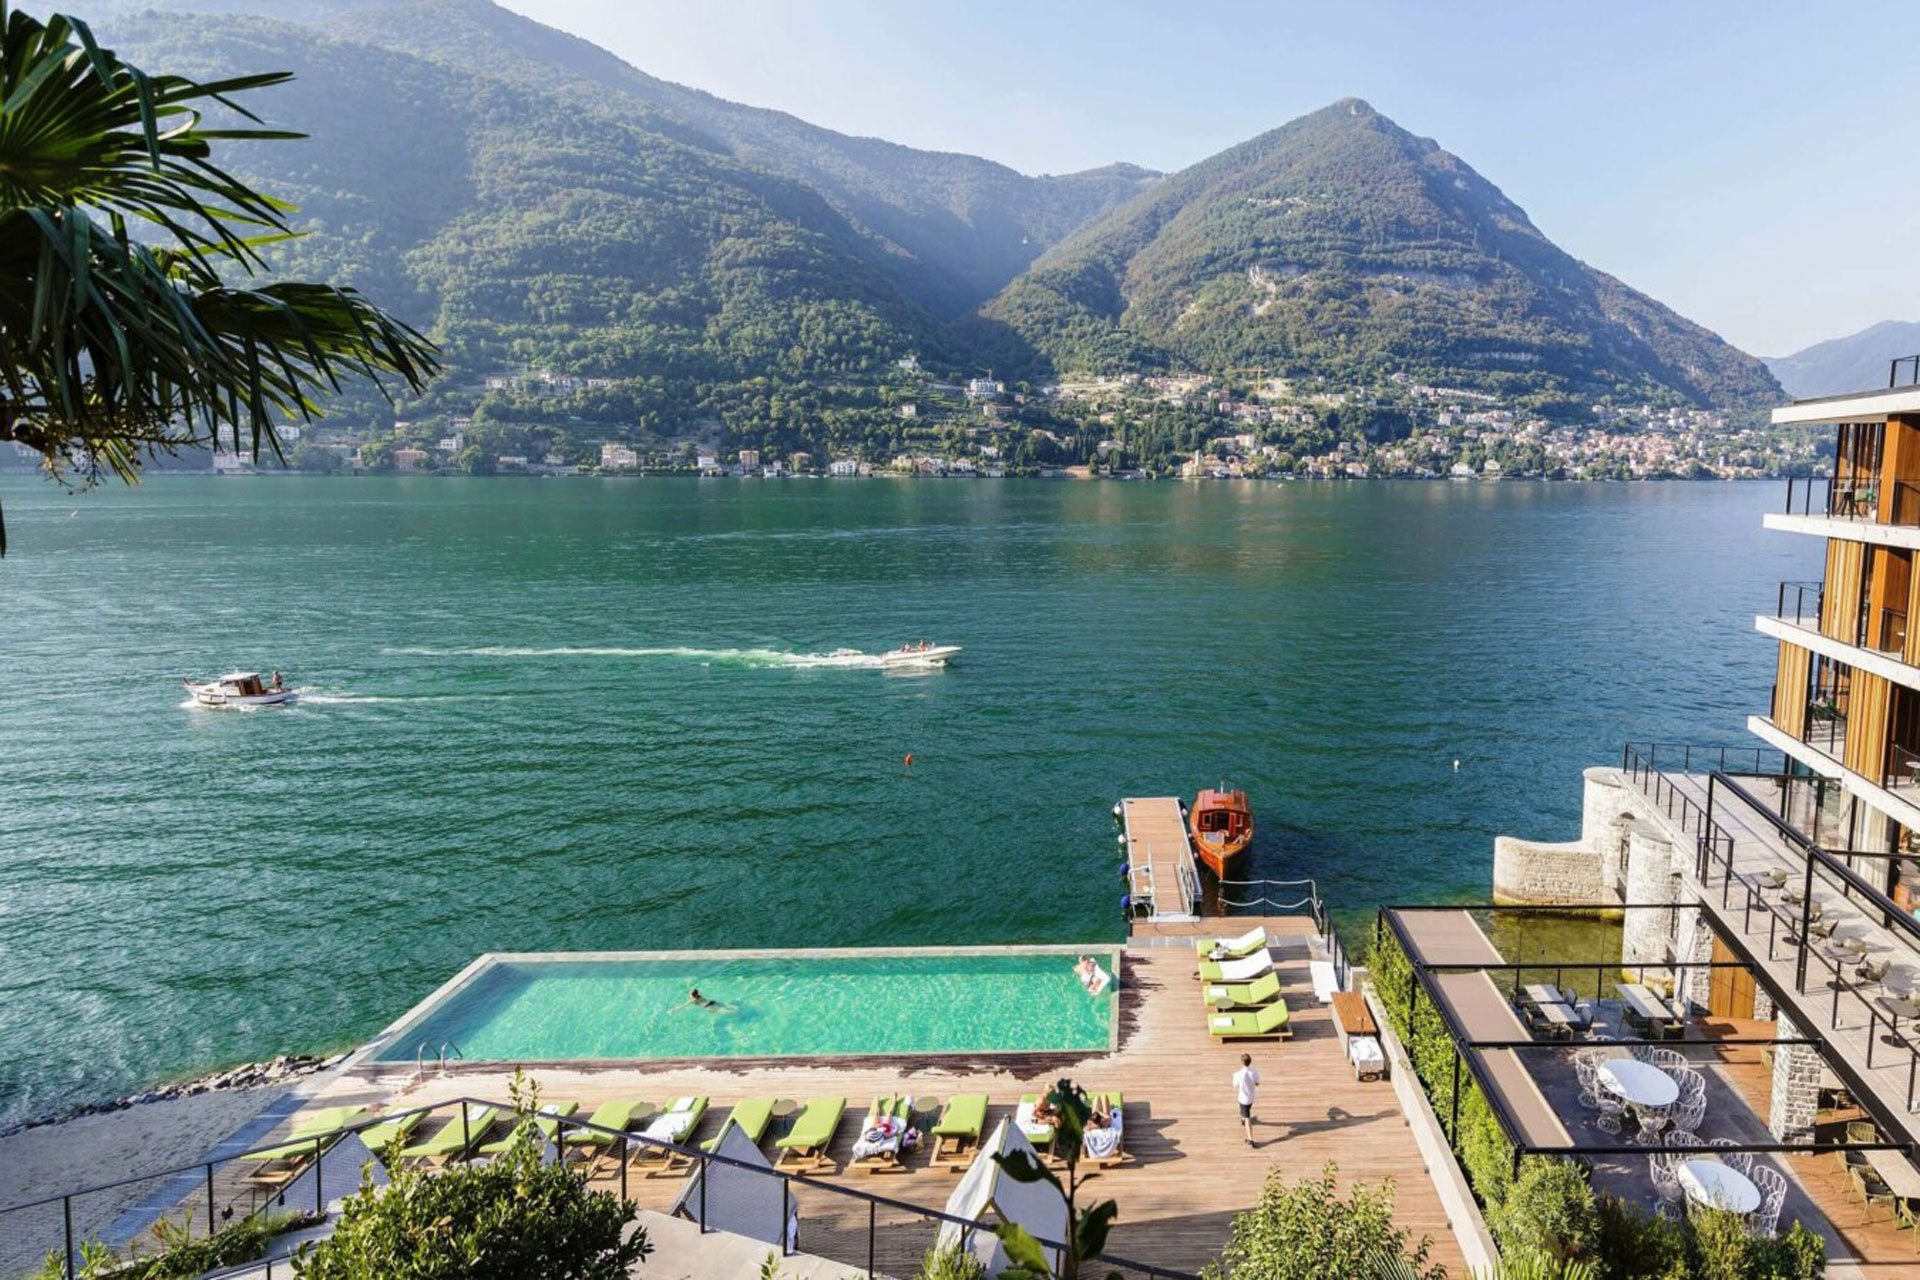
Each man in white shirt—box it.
[1232,1052,1260,1145]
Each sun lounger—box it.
[240,1105,368,1184]
[1082,1092,1128,1167]
[1208,1000,1293,1041]
[930,1093,988,1170]
[559,1098,650,1176]
[356,1110,425,1161]
[774,1097,847,1172]
[1015,1095,1058,1157]
[1194,925,1268,959]
[399,1103,499,1167]
[1309,960,1340,1003]
[1204,970,1284,1009]
[850,1095,915,1174]
[478,1101,579,1157]
[702,1097,777,1151]
[631,1096,710,1177]
[1198,952,1274,984]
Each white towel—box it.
[1210,1014,1235,1029]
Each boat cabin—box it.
[1193,790,1250,843]
[219,672,269,697]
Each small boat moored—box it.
[183,671,297,708]
[879,643,962,668]
[1189,786,1253,877]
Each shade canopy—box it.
[936,1118,1068,1275]
[669,1122,793,1248]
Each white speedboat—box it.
[183,671,298,707]
[879,644,962,668]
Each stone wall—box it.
[1769,1012,1821,1142]
[1491,767,1635,905]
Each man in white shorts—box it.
[1233,1052,1260,1145]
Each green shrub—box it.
[1201,1162,1442,1280]
[911,1244,989,1279]
[1490,1159,1599,1263]
[293,1085,649,1280]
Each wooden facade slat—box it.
[1822,539,1865,644]
[1773,642,1810,739]
[1845,669,1892,782]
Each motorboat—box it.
[878,643,962,668]
[1189,787,1253,876]
[183,671,297,707]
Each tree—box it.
[0,5,438,552]
[295,1079,649,1280]
[989,1078,1120,1279]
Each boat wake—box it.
[382,645,907,669]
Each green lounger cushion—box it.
[1204,971,1284,1009]
[1018,1094,1055,1142]
[774,1097,846,1151]
[931,1094,987,1137]
[561,1099,646,1147]
[1208,1000,1291,1038]
[479,1101,579,1155]
[240,1106,367,1162]
[401,1105,497,1159]
[1197,954,1274,984]
[356,1111,424,1152]
[703,1097,777,1150]
[1193,926,1268,958]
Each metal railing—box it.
[1781,474,1920,526]
[1699,771,1920,1115]
[0,1095,1198,1280]
[1887,743,1920,796]
[1774,580,1823,630]
[1892,354,1920,388]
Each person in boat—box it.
[270,670,284,691]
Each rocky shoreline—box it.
[0,1052,349,1139]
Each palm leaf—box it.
[0,4,440,553]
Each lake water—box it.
[0,476,1814,1125]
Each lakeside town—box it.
[5,360,1822,485]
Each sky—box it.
[495,0,1918,358]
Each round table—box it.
[1597,1060,1680,1107]
[1677,1159,1761,1213]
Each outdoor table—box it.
[1616,983,1679,1031]
[1677,1158,1761,1214]
[1597,1059,1679,1108]
[1865,1148,1920,1200]
[1522,983,1566,1006]
[1876,995,1920,1046]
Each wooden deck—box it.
[232,925,1463,1277]
[1121,797,1197,922]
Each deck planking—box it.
[1121,797,1197,921]
[229,927,1464,1276]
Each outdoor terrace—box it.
[1380,903,1920,1278]
[0,920,1462,1279]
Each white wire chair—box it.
[1649,1151,1683,1203]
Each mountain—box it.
[985,99,1779,411]
[1766,321,1920,399]
[90,0,1158,318]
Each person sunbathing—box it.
[1088,1098,1114,1129]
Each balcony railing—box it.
[1892,353,1920,388]
[1887,743,1920,799]
[1782,476,1920,525]
[1775,580,1822,629]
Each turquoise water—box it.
[0,476,1816,1125]
[373,951,1117,1061]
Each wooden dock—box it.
[1122,797,1199,922]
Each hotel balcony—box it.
[1765,479,1920,548]
[1758,582,1920,697]
[1746,711,1920,840]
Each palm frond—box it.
[0,5,441,553]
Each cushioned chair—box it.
[929,1094,988,1170]
[1207,1000,1292,1041]
[773,1097,846,1173]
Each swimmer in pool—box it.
[680,987,725,1012]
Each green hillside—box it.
[986,99,1779,410]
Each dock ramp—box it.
[1121,798,1199,922]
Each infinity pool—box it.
[371,948,1119,1062]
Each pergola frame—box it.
[1376,901,1918,1179]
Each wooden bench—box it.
[1332,992,1386,1082]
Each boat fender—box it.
[1111,802,1122,819]
[1119,863,1130,880]
[1116,832,1126,846]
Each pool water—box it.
[373,950,1119,1062]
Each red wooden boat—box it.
[1189,787,1253,876]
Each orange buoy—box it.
[904,752,914,767]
